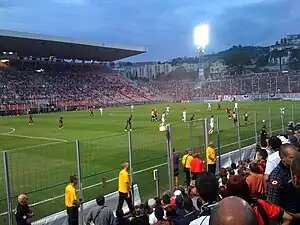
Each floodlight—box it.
[193,24,209,49]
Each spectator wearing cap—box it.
[189,171,219,225]
[209,196,259,225]
[85,196,115,225]
[130,205,149,225]
[190,153,205,181]
[65,175,80,225]
[226,175,292,225]
[245,162,265,199]
[267,144,298,212]
[173,148,180,187]
[182,149,193,187]
[206,142,216,175]
[15,194,34,225]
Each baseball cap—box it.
[148,198,156,209]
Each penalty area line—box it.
[0,132,68,142]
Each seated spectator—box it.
[85,196,115,225]
[256,149,268,174]
[180,196,198,225]
[154,206,172,225]
[130,205,149,225]
[245,163,265,198]
[175,195,185,218]
[165,205,178,225]
[226,175,292,225]
[230,163,238,175]
[189,172,219,225]
[218,167,228,187]
[116,208,130,225]
[209,196,258,225]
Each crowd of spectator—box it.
[0,64,158,112]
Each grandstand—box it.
[2,30,300,225]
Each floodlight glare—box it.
[193,24,209,49]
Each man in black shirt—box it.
[260,125,268,147]
[15,194,33,225]
[124,115,132,131]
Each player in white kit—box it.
[182,109,187,122]
[166,106,170,114]
[281,108,285,117]
[160,111,166,126]
[209,115,214,135]
[99,107,103,116]
[234,102,238,112]
[131,105,134,111]
[207,103,212,111]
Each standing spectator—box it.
[230,163,238,175]
[226,175,292,225]
[65,175,79,225]
[257,149,268,174]
[266,144,297,209]
[245,163,265,198]
[209,196,258,225]
[260,125,268,147]
[189,171,219,225]
[190,153,205,180]
[182,149,193,187]
[130,205,149,225]
[116,209,130,225]
[15,194,34,225]
[173,148,180,187]
[117,162,134,214]
[85,196,116,225]
[206,142,216,175]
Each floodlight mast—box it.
[193,24,209,81]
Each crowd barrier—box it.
[32,184,141,225]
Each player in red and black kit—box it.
[243,112,249,126]
[28,113,33,125]
[124,115,132,131]
[58,116,64,129]
[226,107,231,119]
[217,102,221,110]
[90,108,94,116]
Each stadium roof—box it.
[0,29,147,61]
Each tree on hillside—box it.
[270,50,287,71]
[289,49,300,70]
[223,50,251,73]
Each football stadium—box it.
[1,29,300,225]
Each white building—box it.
[210,60,228,75]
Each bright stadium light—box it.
[193,24,209,49]
[193,23,209,81]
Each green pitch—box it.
[0,101,298,223]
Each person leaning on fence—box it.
[182,149,193,187]
[15,194,34,225]
[85,196,116,225]
[65,175,80,225]
[117,162,134,215]
[206,142,216,175]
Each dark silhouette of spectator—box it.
[116,208,130,225]
[180,196,198,225]
[173,148,180,187]
[257,149,268,174]
[130,205,149,225]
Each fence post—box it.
[3,151,13,225]
[189,120,193,150]
[254,111,258,144]
[281,109,285,134]
[217,117,221,171]
[128,130,134,203]
[268,108,272,136]
[153,169,160,198]
[75,140,84,225]
[166,124,174,191]
[237,109,242,161]
[292,104,295,122]
[202,118,208,170]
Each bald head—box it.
[291,152,300,188]
[18,194,28,205]
[280,144,297,167]
[209,196,258,225]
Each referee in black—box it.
[124,115,132,131]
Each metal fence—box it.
[1,105,300,225]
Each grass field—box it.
[0,101,298,224]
